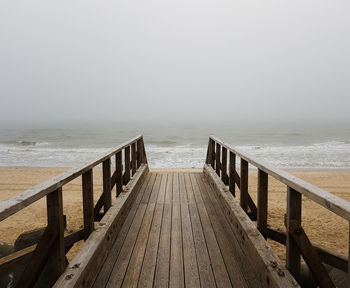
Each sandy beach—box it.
[0,167,349,263]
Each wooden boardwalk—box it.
[93,172,260,288]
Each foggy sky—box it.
[0,0,350,125]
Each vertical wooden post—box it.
[124,146,131,184]
[257,169,268,238]
[137,139,142,168]
[348,222,350,285]
[131,142,136,176]
[102,158,111,213]
[221,147,228,185]
[215,143,221,176]
[286,186,301,282]
[207,139,212,165]
[240,159,248,213]
[229,152,236,196]
[46,187,66,285]
[82,169,94,240]
[116,151,123,197]
[211,139,216,170]
[142,138,147,164]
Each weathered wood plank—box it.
[137,139,142,168]
[240,159,249,213]
[103,158,112,212]
[203,164,299,288]
[105,173,157,287]
[190,173,232,287]
[154,174,172,288]
[0,135,143,221]
[209,135,350,221]
[124,146,131,184]
[180,173,200,287]
[131,142,137,176]
[82,169,94,239]
[116,151,123,197]
[54,164,149,288]
[286,187,302,282]
[257,169,268,238]
[92,174,151,288]
[121,174,161,287]
[229,151,236,196]
[216,143,221,176]
[170,173,184,288]
[186,173,216,288]
[221,147,229,185]
[46,188,66,286]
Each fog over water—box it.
[0,1,349,168]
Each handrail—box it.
[209,135,350,221]
[0,135,143,221]
[206,135,350,286]
[0,135,148,287]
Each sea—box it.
[0,121,349,169]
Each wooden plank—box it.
[46,188,66,286]
[286,187,301,282]
[170,173,184,288]
[206,139,212,165]
[209,135,350,221]
[185,173,216,288]
[180,173,200,287]
[190,173,232,287]
[215,143,221,176]
[116,151,123,197]
[154,174,173,288]
[82,169,94,239]
[289,220,335,287]
[257,169,268,238]
[103,158,112,212]
[240,159,248,213]
[137,139,142,168]
[142,138,148,164]
[93,194,104,221]
[197,173,254,287]
[121,174,162,287]
[138,174,167,287]
[221,147,229,185]
[211,139,216,170]
[105,173,157,287]
[92,174,152,288]
[124,146,131,184]
[131,142,137,176]
[229,151,236,196]
[267,228,349,272]
[54,164,149,288]
[203,164,299,288]
[0,135,143,222]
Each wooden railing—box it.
[0,135,147,288]
[205,135,350,287]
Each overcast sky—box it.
[0,0,349,125]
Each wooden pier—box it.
[0,135,349,287]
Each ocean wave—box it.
[0,140,49,147]
[147,140,178,147]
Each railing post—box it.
[131,142,136,176]
[142,138,147,164]
[221,147,228,185]
[215,143,221,176]
[82,169,94,240]
[229,151,236,196]
[257,169,268,238]
[137,139,142,168]
[286,186,301,282]
[124,146,131,184]
[240,159,248,213]
[46,187,66,285]
[206,139,212,165]
[102,158,111,213]
[116,151,123,197]
[211,139,216,170]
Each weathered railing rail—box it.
[0,135,148,287]
[206,135,350,287]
